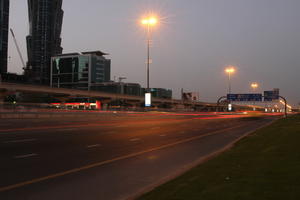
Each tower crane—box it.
[118,77,127,82]
[10,28,26,70]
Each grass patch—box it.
[138,115,300,200]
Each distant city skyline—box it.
[6,0,300,106]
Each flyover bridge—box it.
[0,82,248,111]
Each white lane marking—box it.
[151,127,161,130]
[180,131,186,134]
[107,131,116,134]
[130,138,141,142]
[4,139,37,144]
[86,144,101,149]
[14,153,38,159]
[117,125,128,128]
[57,128,78,132]
[0,124,246,192]
[159,134,166,137]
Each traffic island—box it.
[138,114,300,200]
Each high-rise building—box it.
[51,51,111,90]
[0,0,9,75]
[26,0,64,84]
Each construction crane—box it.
[118,77,127,83]
[10,28,26,70]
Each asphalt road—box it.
[0,112,278,200]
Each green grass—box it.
[138,115,300,200]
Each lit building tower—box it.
[26,0,64,84]
[0,0,9,75]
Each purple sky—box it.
[7,0,300,106]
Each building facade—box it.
[0,0,9,75]
[93,82,142,96]
[145,88,172,99]
[51,51,111,90]
[26,0,64,84]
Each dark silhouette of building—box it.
[51,51,111,90]
[0,0,9,75]
[94,82,142,96]
[26,0,64,85]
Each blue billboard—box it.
[264,91,279,101]
[227,94,263,102]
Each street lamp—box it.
[225,66,235,94]
[141,16,158,92]
[251,82,258,92]
[250,82,259,111]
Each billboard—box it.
[264,89,279,101]
[145,93,151,107]
[227,93,262,101]
[182,92,199,102]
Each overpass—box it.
[0,82,225,111]
[0,81,263,112]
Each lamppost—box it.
[250,82,259,110]
[225,66,235,94]
[251,82,258,92]
[141,16,157,92]
[141,16,158,107]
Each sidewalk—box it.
[138,114,300,200]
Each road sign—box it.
[264,90,279,101]
[227,93,262,101]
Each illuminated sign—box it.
[227,94,262,101]
[145,93,151,107]
[228,104,232,111]
[264,90,279,101]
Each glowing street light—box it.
[225,67,235,74]
[251,82,259,92]
[141,16,158,91]
[140,15,158,107]
[250,82,259,111]
[141,17,157,26]
[225,66,235,94]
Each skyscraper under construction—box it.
[0,0,9,75]
[26,0,64,84]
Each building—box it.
[142,88,172,99]
[26,0,64,84]
[93,82,142,96]
[0,0,9,75]
[50,51,111,90]
[182,92,200,102]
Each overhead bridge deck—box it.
[0,82,214,105]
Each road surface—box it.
[0,112,278,200]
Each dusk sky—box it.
[7,0,300,106]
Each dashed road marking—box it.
[86,144,101,149]
[159,134,166,137]
[117,125,128,128]
[57,128,78,132]
[0,123,246,192]
[14,153,38,159]
[130,138,141,142]
[4,139,37,144]
[151,127,161,130]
